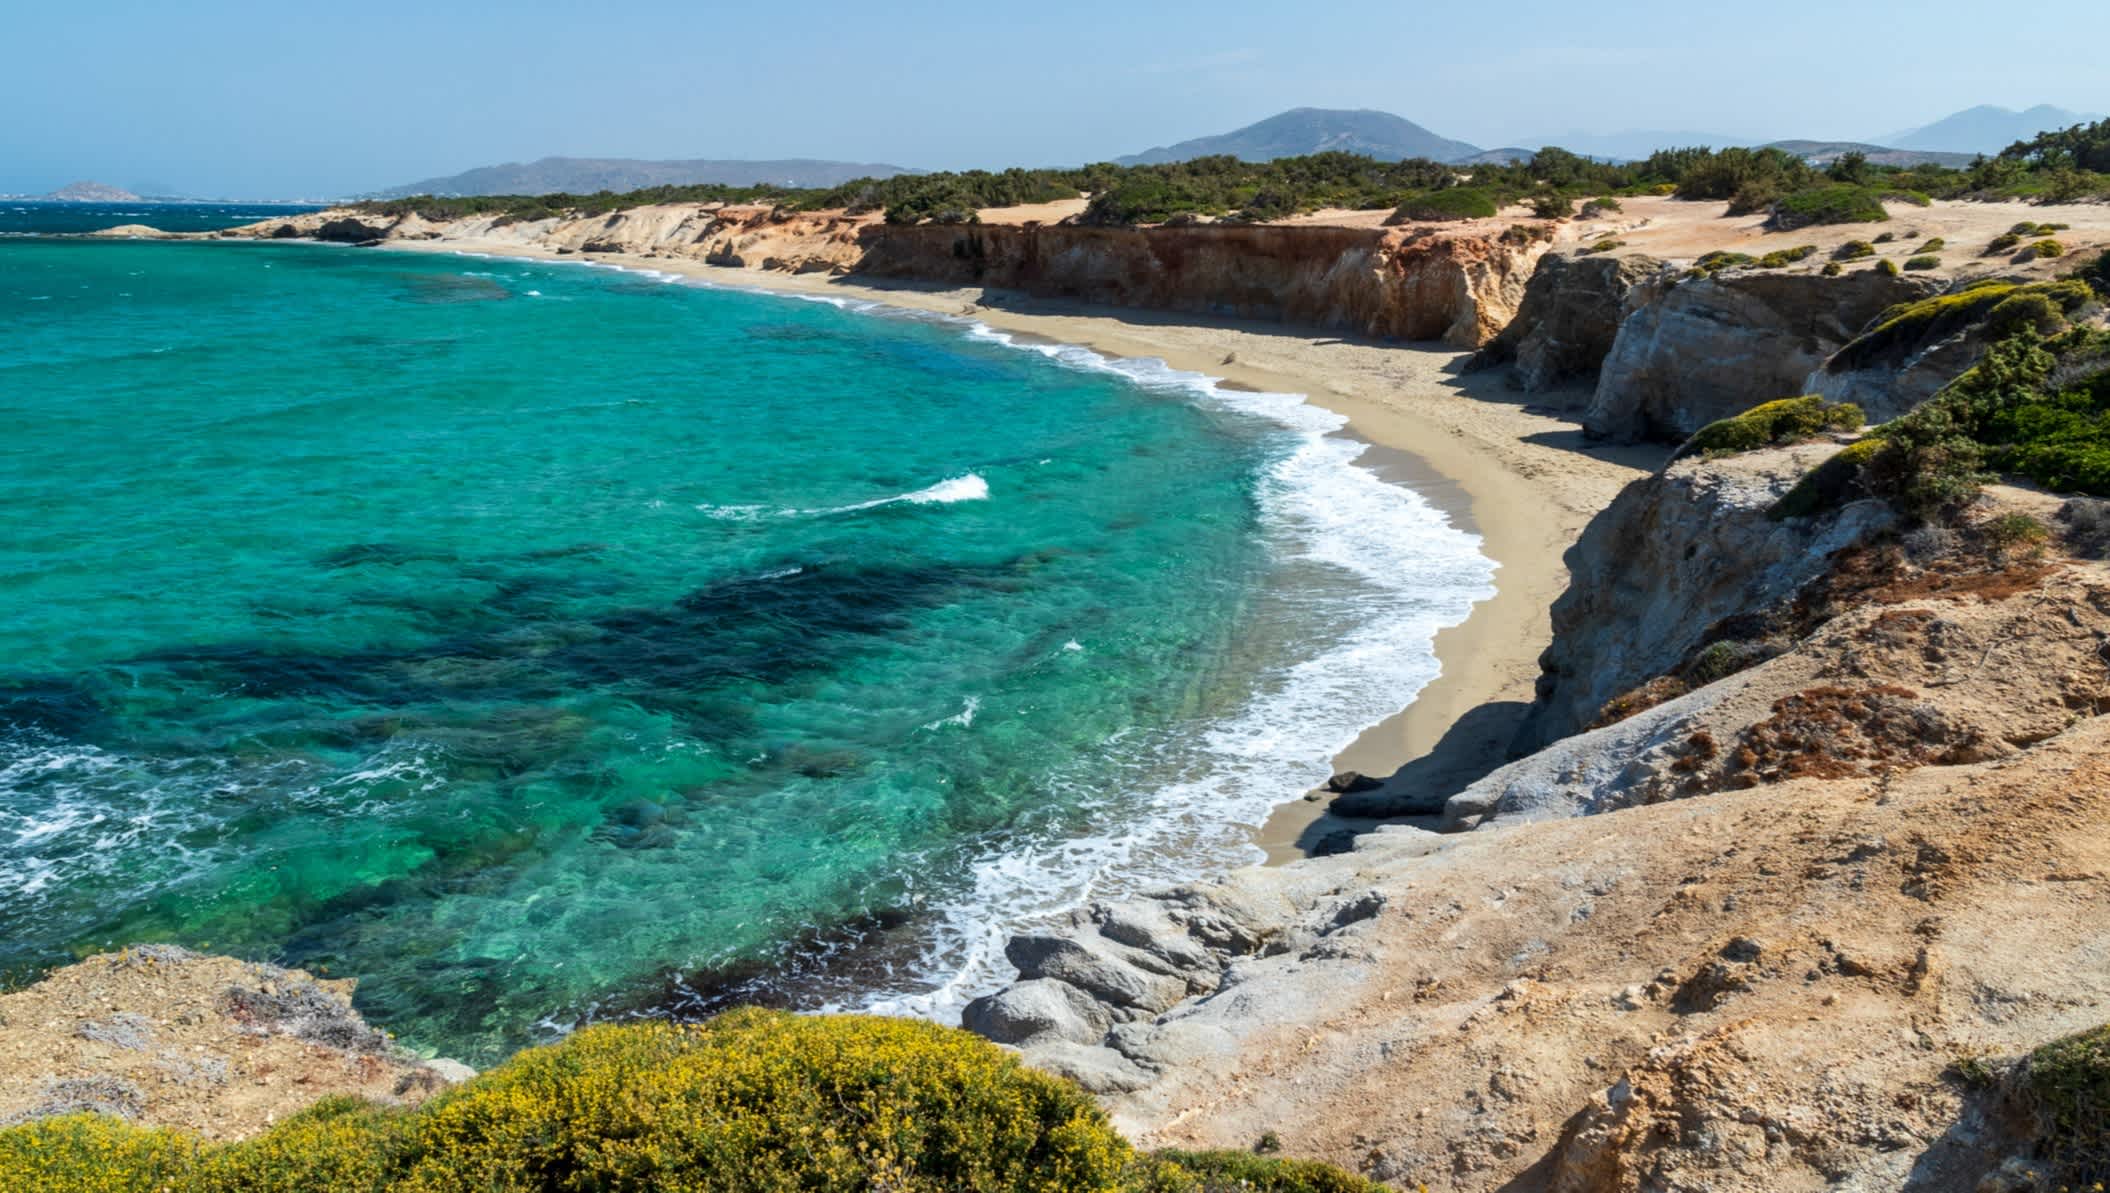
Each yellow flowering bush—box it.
[0,1010,1384,1191]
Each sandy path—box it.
[377,238,1655,860]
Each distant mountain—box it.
[372,156,918,198]
[1453,147,1536,166]
[40,180,141,203]
[1116,108,1480,166]
[1882,105,2103,156]
[1761,140,1978,169]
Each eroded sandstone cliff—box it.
[196,205,1554,350]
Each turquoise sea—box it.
[0,217,1491,1061]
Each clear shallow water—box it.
[0,238,1492,1061]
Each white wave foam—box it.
[837,316,1495,1022]
[922,697,981,732]
[697,474,988,522]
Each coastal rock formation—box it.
[0,946,469,1139]
[1583,268,1942,442]
[220,206,1554,349]
[1516,441,1895,749]
[1468,251,1666,393]
[853,223,1551,348]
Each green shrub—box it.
[1130,1150,1387,1193]
[1529,193,1576,219]
[1834,239,1876,260]
[1585,237,1625,254]
[1387,188,1498,222]
[1675,395,1865,461]
[2073,249,2110,296]
[1579,196,1623,216]
[1876,328,2110,506]
[1981,512,2051,553]
[1984,292,2068,339]
[1904,254,1942,271]
[1727,179,1783,216]
[1822,262,1843,276]
[1757,244,1819,268]
[1692,250,1757,276]
[2020,1023,2110,1187]
[2034,238,2066,259]
[1915,237,1946,253]
[0,1013,1388,1193]
[1987,232,2023,254]
[1830,280,2094,371]
[1878,258,1901,276]
[1770,185,1889,229]
[1875,231,1897,244]
[1770,437,1888,520]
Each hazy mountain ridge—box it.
[1883,104,2103,154]
[372,156,918,198]
[1117,108,1481,166]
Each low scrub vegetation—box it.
[2019,1023,2110,1187]
[2033,238,2066,260]
[1834,239,1877,261]
[1769,185,1890,229]
[0,1012,1383,1193]
[1676,396,1865,461]
[1904,254,1942,271]
[1778,328,2110,522]
[1832,279,2096,371]
[1758,244,1820,268]
[1384,187,1499,222]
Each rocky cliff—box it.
[1514,441,1897,750]
[1467,251,1665,394]
[963,452,2110,1189]
[1582,268,1942,442]
[194,205,1553,350]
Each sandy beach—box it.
[377,237,1658,859]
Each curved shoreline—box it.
[372,237,1657,862]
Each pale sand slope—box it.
[376,236,1656,861]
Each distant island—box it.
[38,180,141,202]
[370,156,919,199]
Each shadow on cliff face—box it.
[1324,700,1535,825]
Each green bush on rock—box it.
[1834,239,1877,260]
[1904,254,1942,270]
[1675,395,1865,461]
[0,1012,1389,1193]
[2020,1023,2110,1187]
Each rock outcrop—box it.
[1583,268,1943,442]
[1468,251,1666,393]
[854,223,1551,348]
[0,946,470,1139]
[1516,441,1896,749]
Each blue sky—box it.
[6,0,2106,198]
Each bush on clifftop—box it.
[2020,1023,2110,1186]
[1674,396,1864,462]
[0,1011,1383,1193]
[1385,187,1499,222]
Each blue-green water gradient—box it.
[0,238,1490,1060]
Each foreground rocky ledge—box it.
[0,947,469,1139]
